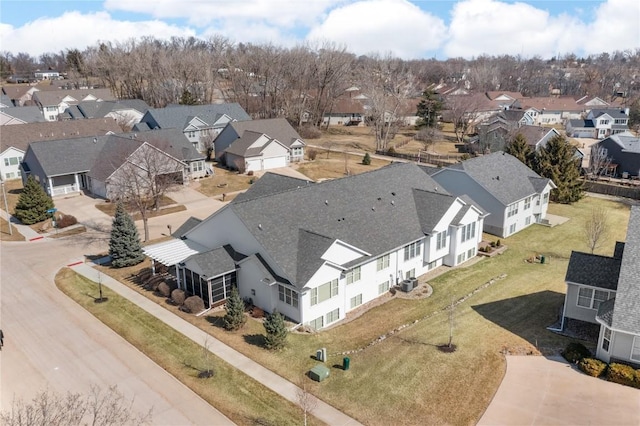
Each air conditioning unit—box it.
[401,279,412,292]
[409,277,418,289]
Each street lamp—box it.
[1,180,12,236]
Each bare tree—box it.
[1,385,152,426]
[588,145,614,178]
[443,94,485,145]
[107,139,185,241]
[296,377,318,426]
[584,206,609,254]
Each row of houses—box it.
[142,151,555,331]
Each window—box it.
[46,106,56,111]
[427,261,437,270]
[350,294,363,309]
[632,337,640,362]
[310,279,338,306]
[378,280,390,294]
[577,287,612,310]
[602,327,611,352]
[524,197,531,210]
[461,222,476,243]
[507,203,519,218]
[509,223,516,234]
[187,131,196,138]
[436,230,447,250]
[345,266,361,284]
[278,285,299,308]
[405,268,415,280]
[291,147,303,156]
[5,172,14,179]
[376,254,390,271]
[404,241,421,261]
[309,316,324,330]
[525,216,531,225]
[457,252,466,264]
[467,248,475,258]
[326,308,340,324]
[48,115,56,120]
[4,157,19,166]
[543,193,549,204]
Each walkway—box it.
[478,355,640,425]
[71,262,362,426]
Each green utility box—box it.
[309,364,330,382]
[343,357,350,370]
[540,255,546,264]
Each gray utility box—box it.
[401,279,413,292]
[309,364,330,382]
[409,277,418,289]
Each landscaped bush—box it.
[578,358,607,377]
[171,288,186,305]
[56,214,78,228]
[362,152,372,165]
[607,363,640,389]
[182,296,205,314]
[562,342,591,363]
[297,125,321,139]
[144,274,164,291]
[307,149,318,161]
[157,280,177,298]
[496,239,501,247]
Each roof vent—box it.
[372,207,375,211]
[496,176,500,180]
[93,138,97,144]
[325,200,328,205]
[377,197,382,201]
[391,200,395,206]
[391,192,396,196]
[258,224,262,230]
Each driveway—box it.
[0,237,234,424]
[478,355,640,425]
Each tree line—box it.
[1,37,639,120]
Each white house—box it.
[144,163,487,330]
[562,207,640,367]
[32,89,116,121]
[1,147,24,180]
[429,152,556,238]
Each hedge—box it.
[578,358,607,377]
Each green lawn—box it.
[94,195,631,425]
[55,268,319,426]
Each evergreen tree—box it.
[535,135,584,203]
[223,287,246,331]
[263,310,288,350]
[505,133,534,169]
[415,90,443,128]
[14,175,54,225]
[109,202,144,268]
[362,152,371,165]
[179,89,198,105]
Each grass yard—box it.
[55,268,319,426]
[94,195,185,220]
[0,217,25,241]
[294,151,390,181]
[95,195,631,425]
[196,166,253,197]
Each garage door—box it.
[263,156,288,170]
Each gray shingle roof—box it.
[227,118,303,148]
[224,130,266,157]
[133,128,204,162]
[611,206,640,334]
[596,298,615,327]
[515,125,557,147]
[226,163,448,288]
[88,137,142,181]
[233,173,314,203]
[67,99,150,119]
[143,103,250,130]
[0,118,122,152]
[29,135,110,176]
[565,251,622,291]
[591,109,628,119]
[33,89,115,106]
[446,151,553,205]
[183,245,247,279]
[1,106,45,123]
[172,216,202,238]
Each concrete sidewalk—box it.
[0,208,44,240]
[71,263,362,426]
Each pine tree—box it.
[109,202,144,268]
[416,90,443,128]
[263,310,288,350]
[536,135,584,204]
[14,175,55,225]
[223,287,246,331]
[505,133,534,169]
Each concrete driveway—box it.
[478,355,640,425]
[53,186,224,241]
[0,237,233,424]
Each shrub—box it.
[578,358,607,377]
[247,170,254,176]
[56,214,78,228]
[496,239,501,247]
[607,363,640,389]
[307,149,318,161]
[490,241,496,248]
[362,152,372,165]
[157,280,177,298]
[297,125,321,139]
[171,288,186,305]
[263,310,288,350]
[223,288,246,331]
[145,274,164,291]
[182,296,205,314]
[386,147,396,155]
[562,342,591,363]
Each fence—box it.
[583,180,640,200]
[375,150,459,168]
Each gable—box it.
[321,239,370,267]
[61,95,77,103]
[185,116,210,130]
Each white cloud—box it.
[104,0,343,28]
[0,11,196,57]
[306,0,447,59]
[445,0,640,59]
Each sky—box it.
[0,0,638,60]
